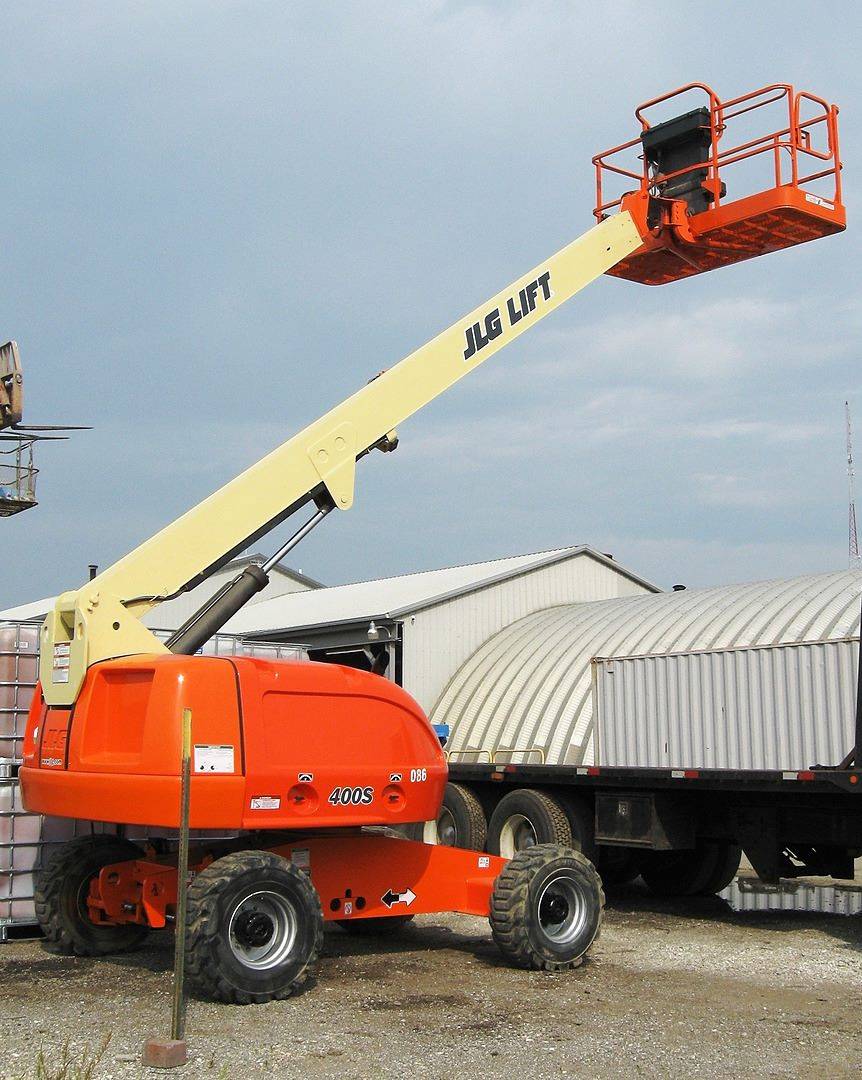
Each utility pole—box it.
[847,401,861,569]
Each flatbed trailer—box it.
[443,759,862,891]
[439,586,862,895]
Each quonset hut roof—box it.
[431,569,862,767]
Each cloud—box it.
[477,291,854,395]
[1,3,859,607]
[692,472,789,509]
[599,535,847,591]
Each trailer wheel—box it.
[490,843,604,971]
[337,915,415,934]
[559,794,597,863]
[597,847,642,888]
[640,842,728,898]
[696,843,742,896]
[417,783,487,849]
[185,850,323,1004]
[487,789,572,859]
[35,835,150,956]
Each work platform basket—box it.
[0,440,37,517]
[593,82,845,285]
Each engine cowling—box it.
[20,654,447,830]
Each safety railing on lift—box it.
[593,82,842,222]
[0,440,38,515]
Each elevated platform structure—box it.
[0,343,37,516]
[0,437,37,517]
[593,83,845,285]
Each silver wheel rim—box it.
[228,889,298,970]
[499,814,537,859]
[537,871,589,946]
[436,806,457,846]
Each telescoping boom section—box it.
[37,211,644,705]
[19,80,847,1006]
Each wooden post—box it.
[142,706,192,1069]
[855,592,862,766]
[171,706,193,1040]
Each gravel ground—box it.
[1,880,860,1080]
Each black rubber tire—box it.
[487,789,572,859]
[35,835,150,956]
[596,847,643,888]
[696,843,742,896]
[337,915,415,934]
[490,843,604,971]
[185,850,323,1004]
[640,842,727,898]
[421,783,488,850]
[559,794,597,863]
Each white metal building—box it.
[432,568,862,767]
[0,554,322,631]
[226,546,657,714]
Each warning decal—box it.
[250,795,281,810]
[52,643,71,684]
[291,848,311,871]
[193,744,235,773]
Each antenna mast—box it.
[847,400,861,569]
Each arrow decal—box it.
[381,887,417,909]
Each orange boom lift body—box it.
[18,81,845,1002]
[24,655,447,832]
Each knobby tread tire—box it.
[185,849,323,1005]
[35,835,149,957]
[487,789,572,857]
[489,843,604,972]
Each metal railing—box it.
[593,82,842,222]
[0,439,38,514]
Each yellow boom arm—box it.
[40,211,642,704]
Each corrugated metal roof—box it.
[0,556,321,625]
[433,568,862,767]
[223,555,324,590]
[0,547,654,636]
[0,596,53,622]
[225,547,656,636]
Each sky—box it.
[2,1,860,607]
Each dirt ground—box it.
[1,879,860,1080]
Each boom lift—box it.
[20,83,845,1004]
[0,342,37,516]
[1,340,90,516]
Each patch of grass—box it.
[10,1034,110,1080]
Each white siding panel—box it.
[595,639,859,770]
[402,554,651,713]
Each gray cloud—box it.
[1,1,860,605]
